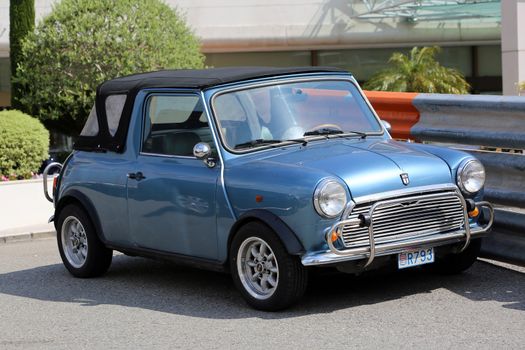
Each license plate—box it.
[398,248,434,269]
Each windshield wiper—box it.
[303,128,344,136]
[234,138,309,150]
[303,128,367,139]
[330,130,368,139]
[234,139,283,149]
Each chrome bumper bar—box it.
[302,200,494,267]
[43,162,62,204]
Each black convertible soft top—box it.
[74,66,349,153]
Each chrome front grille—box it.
[341,191,465,248]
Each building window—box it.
[477,45,502,77]
[205,51,311,67]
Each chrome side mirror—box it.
[193,142,211,159]
[381,120,392,133]
[193,142,216,168]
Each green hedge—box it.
[0,110,49,179]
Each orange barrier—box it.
[363,90,419,140]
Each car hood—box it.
[247,138,454,199]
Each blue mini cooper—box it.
[44,67,493,310]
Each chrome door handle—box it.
[128,172,146,180]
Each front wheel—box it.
[431,238,482,275]
[230,222,308,311]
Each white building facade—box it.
[0,0,514,106]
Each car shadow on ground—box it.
[0,254,523,319]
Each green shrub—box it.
[364,47,470,94]
[9,0,35,108]
[14,0,205,134]
[0,110,49,179]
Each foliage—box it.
[14,0,205,134]
[0,110,49,179]
[363,47,470,94]
[520,81,525,92]
[9,0,35,108]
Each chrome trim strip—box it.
[139,152,197,159]
[200,91,237,220]
[354,74,391,137]
[351,183,457,204]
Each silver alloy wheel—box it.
[237,237,279,300]
[61,216,88,268]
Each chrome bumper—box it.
[43,162,62,205]
[301,200,494,267]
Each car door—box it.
[126,92,220,260]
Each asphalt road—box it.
[0,238,523,350]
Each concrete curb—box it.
[0,178,52,187]
[0,230,56,245]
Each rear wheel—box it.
[230,222,308,311]
[57,204,113,278]
[431,238,482,274]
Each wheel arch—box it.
[228,210,305,258]
[55,190,107,244]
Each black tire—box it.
[230,222,308,311]
[431,238,482,275]
[56,204,113,278]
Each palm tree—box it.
[363,46,470,94]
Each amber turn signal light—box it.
[468,206,479,218]
[330,231,340,242]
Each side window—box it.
[105,94,127,136]
[79,94,127,137]
[142,94,213,157]
[80,105,99,136]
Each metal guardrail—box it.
[365,91,525,266]
[412,94,525,149]
[467,151,525,209]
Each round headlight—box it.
[313,179,347,218]
[457,159,485,194]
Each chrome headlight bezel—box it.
[456,159,486,195]
[313,178,348,218]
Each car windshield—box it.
[212,80,382,151]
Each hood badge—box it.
[400,173,410,186]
